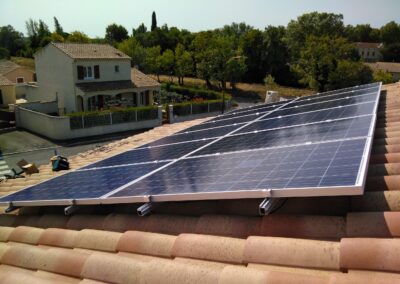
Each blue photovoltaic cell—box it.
[303,82,380,99]
[236,101,376,134]
[195,115,373,155]
[0,163,167,202]
[111,139,366,198]
[82,140,209,169]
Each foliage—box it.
[0,47,10,59]
[0,25,25,56]
[380,21,400,44]
[225,56,247,88]
[117,37,146,68]
[326,60,373,90]
[373,69,394,84]
[67,31,90,43]
[105,23,128,43]
[381,43,400,62]
[264,74,277,89]
[175,43,193,84]
[158,49,175,77]
[292,35,363,91]
[344,24,380,42]
[154,90,187,104]
[151,11,157,31]
[25,19,51,50]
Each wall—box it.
[15,84,39,100]
[73,59,131,83]
[16,106,162,141]
[3,67,35,83]
[34,44,75,113]
[0,85,16,106]
[17,101,58,113]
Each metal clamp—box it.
[137,202,153,216]
[5,202,20,214]
[259,198,286,216]
[64,200,79,216]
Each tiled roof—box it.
[76,80,135,93]
[52,43,130,59]
[0,60,20,75]
[366,62,400,74]
[1,83,400,283]
[131,68,160,88]
[0,74,13,86]
[356,42,383,49]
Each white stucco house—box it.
[33,42,160,114]
[355,42,383,62]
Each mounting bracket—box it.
[5,202,20,214]
[137,202,153,216]
[64,200,79,216]
[259,198,286,216]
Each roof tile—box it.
[34,270,80,283]
[347,212,400,237]
[172,234,246,264]
[329,272,400,284]
[0,242,11,259]
[243,237,340,270]
[248,263,337,277]
[351,191,400,211]
[75,229,122,252]
[340,238,400,273]
[260,214,345,239]
[66,215,105,230]
[52,43,130,59]
[142,215,199,235]
[8,226,44,245]
[1,244,44,270]
[0,227,15,242]
[366,175,400,191]
[81,253,145,284]
[140,259,222,284]
[0,215,16,227]
[173,257,231,269]
[117,231,176,257]
[102,213,147,232]
[368,163,400,176]
[38,214,70,228]
[38,228,79,248]
[195,214,261,238]
[218,266,269,284]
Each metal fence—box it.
[69,107,159,130]
[171,100,231,117]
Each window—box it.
[77,65,99,80]
[16,77,24,83]
[115,65,119,72]
[84,66,93,79]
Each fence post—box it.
[135,109,138,121]
[157,105,163,125]
[190,104,193,115]
[168,104,174,124]
[207,102,210,113]
[109,112,113,125]
[81,115,84,128]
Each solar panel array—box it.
[0,82,381,207]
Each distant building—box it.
[33,43,160,114]
[0,75,15,107]
[356,42,383,62]
[0,60,35,84]
[365,62,400,81]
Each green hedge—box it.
[169,100,227,116]
[162,84,232,101]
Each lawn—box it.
[152,75,314,101]
[10,57,35,70]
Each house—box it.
[365,61,400,81]
[33,43,160,115]
[0,75,15,107]
[0,60,35,84]
[355,42,383,62]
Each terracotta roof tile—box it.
[38,214,70,228]
[366,62,400,73]
[142,214,199,235]
[172,234,246,264]
[173,257,231,269]
[0,271,61,284]
[51,43,130,59]
[366,175,400,191]
[140,259,222,284]
[80,253,145,283]
[356,42,382,49]
[0,215,16,227]
[0,227,14,242]
[1,245,44,270]
[340,238,400,273]
[351,191,400,211]
[8,226,44,245]
[260,214,345,239]
[218,266,269,284]
[131,68,160,88]
[195,214,261,238]
[102,213,146,232]
[368,163,400,176]
[329,273,400,284]
[347,212,400,237]
[248,263,338,277]
[243,237,340,270]
[75,229,122,252]
[0,74,13,86]
[0,243,11,258]
[66,215,105,230]
[0,60,20,75]
[34,270,80,283]
[38,228,79,248]
[117,231,176,257]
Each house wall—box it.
[73,59,131,83]
[0,85,16,106]
[3,68,35,83]
[16,106,162,140]
[34,44,75,113]
[358,47,381,62]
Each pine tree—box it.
[54,17,64,35]
[151,11,157,31]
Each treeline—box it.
[1,12,400,91]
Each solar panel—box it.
[0,82,381,209]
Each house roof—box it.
[1,83,400,283]
[356,42,383,49]
[0,60,20,75]
[76,80,135,93]
[366,62,400,74]
[131,68,160,88]
[51,43,131,60]
[0,74,13,86]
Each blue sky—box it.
[1,0,399,37]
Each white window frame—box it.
[83,66,94,80]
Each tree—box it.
[25,19,50,50]
[67,31,90,43]
[53,17,64,36]
[225,56,247,89]
[158,49,175,81]
[264,74,277,90]
[240,29,265,82]
[381,43,400,62]
[144,46,161,80]
[291,35,361,91]
[118,37,146,68]
[105,24,128,43]
[327,60,372,90]
[0,25,25,56]
[285,12,345,59]
[151,11,157,31]
[344,24,381,42]
[372,69,394,84]
[0,47,10,59]
[175,43,193,85]
[380,21,400,44]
